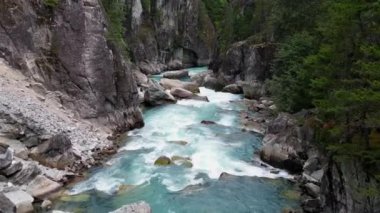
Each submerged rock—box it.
[201,120,216,125]
[109,201,151,213]
[60,193,91,203]
[167,141,188,146]
[154,156,172,166]
[171,156,193,168]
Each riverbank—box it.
[0,59,123,211]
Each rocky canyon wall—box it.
[0,0,143,133]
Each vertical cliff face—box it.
[0,0,143,132]
[321,159,380,213]
[125,0,217,73]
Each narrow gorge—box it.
[0,0,379,213]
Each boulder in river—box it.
[201,120,216,125]
[170,87,193,99]
[109,201,151,213]
[171,156,193,168]
[160,78,199,93]
[222,84,243,94]
[163,70,189,79]
[167,140,188,146]
[144,80,176,106]
[154,156,172,166]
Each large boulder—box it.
[2,190,34,213]
[160,78,199,93]
[9,162,40,185]
[154,156,172,166]
[163,70,189,79]
[190,71,209,86]
[27,175,62,199]
[222,84,243,94]
[170,88,193,99]
[203,74,224,90]
[144,80,176,106]
[30,134,76,169]
[259,113,309,174]
[1,161,23,177]
[109,201,151,213]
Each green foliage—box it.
[269,32,316,112]
[43,0,58,8]
[101,0,130,58]
[269,0,380,173]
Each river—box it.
[54,67,299,213]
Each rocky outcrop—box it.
[126,0,217,72]
[320,159,380,213]
[215,41,275,85]
[257,110,380,213]
[0,0,143,133]
[210,40,275,96]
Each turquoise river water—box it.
[54,68,299,213]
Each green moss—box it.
[43,0,59,8]
[101,0,130,58]
[141,0,151,13]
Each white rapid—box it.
[69,87,291,195]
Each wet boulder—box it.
[163,70,189,79]
[160,78,199,93]
[144,80,176,106]
[222,84,243,94]
[154,156,172,166]
[170,88,193,99]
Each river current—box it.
[54,67,299,213]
